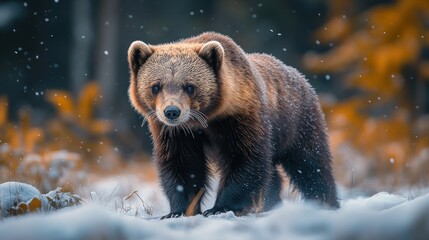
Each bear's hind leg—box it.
[280,147,339,208]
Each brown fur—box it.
[128,32,339,218]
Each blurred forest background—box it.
[0,0,428,194]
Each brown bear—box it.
[128,32,339,219]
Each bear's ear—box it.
[198,41,224,72]
[128,41,153,76]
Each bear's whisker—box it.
[179,124,187,136]
[190,110,208,128]
[183,123,195,138]
[195,110,208,120]
[194,110,208,127]
[142,111,156,127]
[189,113,202,127]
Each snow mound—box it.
[341,191,408,210]
[0,182,82,218]
[0,192,428,240]
[0,182,49,217]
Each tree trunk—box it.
[70,0,92,97]
[95,0,119,118]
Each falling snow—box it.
[176,185,184,192]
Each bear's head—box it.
[128,40,224,128]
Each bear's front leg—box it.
[204,117,272,216]
[153,128,209,219]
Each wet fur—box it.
[128,32,339,218]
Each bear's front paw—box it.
[203,207,229,217]
[160,212,184,219]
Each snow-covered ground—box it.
[1,176,428,240]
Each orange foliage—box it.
[45,91,74,118]
[305,0,428,95]
[0,82,130,192]
[0,96,7,126]
[46,82,111,135]
[44,82,120,172]
[305,0,429,188]
[0,101,43,153]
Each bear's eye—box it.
[184,84,195,95]
[151,84,161,94]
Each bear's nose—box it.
[164,105,181,120]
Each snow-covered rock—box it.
[45,187,82,210]
[0,182,49,218]
[0,182,82,218]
